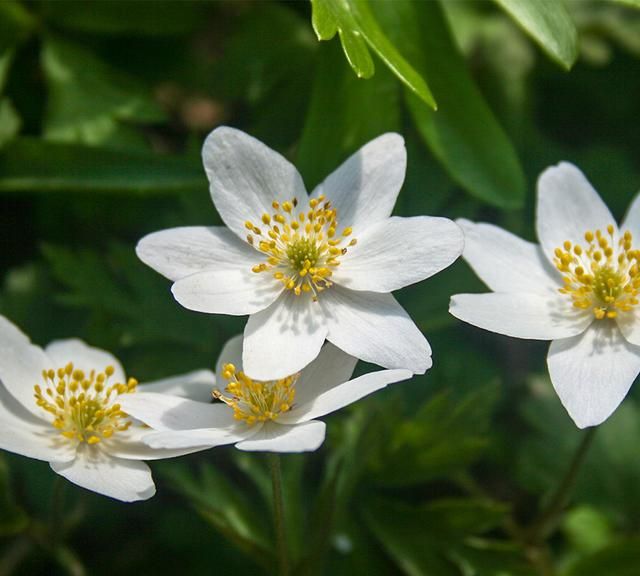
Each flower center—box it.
[554,226,640,319]
[213,363,297,426]
[33,362,138,445]
[244,195,357,300]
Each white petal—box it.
[0,385,75,463]
[334,216,463,292]
[235,420,326,453]
[242,292,328,380]
[144,426,254,450]
[616,308,640,347]
[136,226,260,282]
[280,369,412,424]
[203,126,308,241]
[458,219,560,294]
[120,392,235,431]
[536,162,616,263]
[102,425,209,461]
[450,293,592,340]
[51,447,155,502]
[621,192,640,239]
[311,133,406,231]
[215,334,244,384]
[45,339,126,383]
[171,266,282,316]
[141,370,216,402]
[0,316,50,416]
[294,342,357,406]
[322,287,431,374]
[547,322,640,428]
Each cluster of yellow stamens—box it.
[213,363,297,426]
[34,363,137,445]
[244,194,356,300]
[554,225,640,319]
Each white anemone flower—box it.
[0,316,213,501]
[136,127,463,380]
[450,162,640,428]
[120,335,413,453]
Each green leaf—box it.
[565,539,640,576]
[0,49,14,93]
[297,41,400,189]
[493,0,578,70]
[609,0,640,7]
[0,138,204,194]
[42,37,165,147]
[371,0,526,209]
[309,0,436,108]
[0,98,20,149]
[371,384,498,486]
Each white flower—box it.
[136,127,463,380]
[120,335,413,453]
[450,162,640,428]
[0,315,211,501]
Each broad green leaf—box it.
[40,0,207,36]
[0,98,20,148]
[610,0,640,7]
[42,37,164,147]
[371,0,526,208]
[565,539,640,576]
[0,139,204,194]
[494,0,578,70]
[309,0,436,108]
[297,41,400,189]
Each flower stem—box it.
[528,427,597,542]
[268,454,289,576]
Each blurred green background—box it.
[1,0,640,574]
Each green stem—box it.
[268,454,289,576]
[529,427,597,542]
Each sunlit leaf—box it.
[494,0,578,70]
[42,37,164,147]
[371,0,526,209]
[309,0,435,108]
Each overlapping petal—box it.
[203,127,308,242]
[450,293,592,340]
[322,287,431,374]
[235,420,326,453]
[243,292,328,380]
[547,323,640,428]
[51,447,155,502]
[0,316,51,416]
[334,216,463,292]
[45,339,126,384]
[141,370,216,403]
[536,163,616,263]
[279,368,412,424]
[311,133,406,231]
[136,226,259,282]
[621,192,640,239]
[458,219,560,294]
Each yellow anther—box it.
[262,214,271,225]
